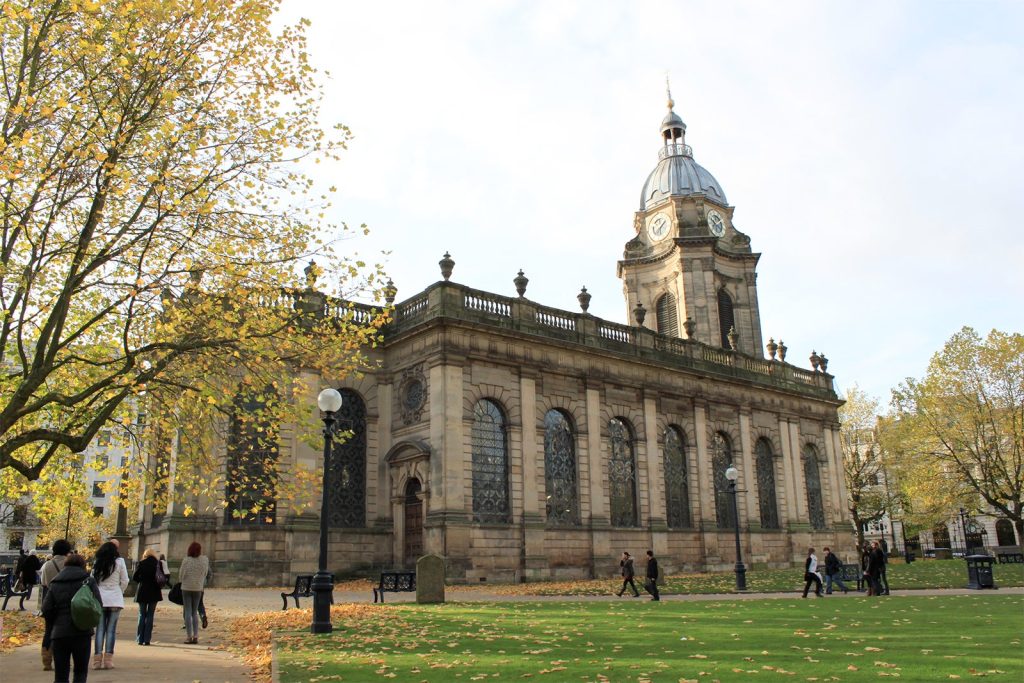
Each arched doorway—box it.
[403,478,423,567]
[995,519,1016,546]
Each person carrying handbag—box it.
[133,549,163,646]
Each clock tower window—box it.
[655,293,679,337]
[717,289,734,349]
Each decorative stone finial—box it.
[384,278,397,305]
[304,260,321,289]
[683,316,695,339]
[439,252,454,281]
[632,301,646,327]
[777,340,787,362]
[666,74,674,111]
[766,337,778,360]
[727,326,738,351]
[577,286,591,313]
[513,269,529,298]
[810,350,821,372]
[819,353,829,373]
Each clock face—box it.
[708,210,726,237]
[647,213,671,241]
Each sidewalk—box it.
[4,585,1020,682]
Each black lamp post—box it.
[311,387,343,634]
[725,465,747,591]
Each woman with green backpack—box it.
[41,553,102,683]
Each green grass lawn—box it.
[276,595,1024,682]
[503,559,1024,596]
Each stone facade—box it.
[133,99,851,586]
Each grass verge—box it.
[273,596,1024,682]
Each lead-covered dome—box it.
[640,92,727,210]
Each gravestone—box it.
[416,554,445,604]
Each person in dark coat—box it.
[867,540,886,597]
[644,550,661,601]
[615,551,640,597]
[42,553,100,683]
[132,549,163,645]
[18,549,42,590]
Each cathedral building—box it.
[134,97,849,586]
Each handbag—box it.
[155,561,169,588]
[70,578,102,630]
[168,582,183,605]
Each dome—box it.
[640,152,728,210]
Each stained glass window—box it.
[718,289,734,348]
[664,426,691,528]
[544,410,579,526]
[712,431,734,528]
[225,388,279,526]
[755,438,780,529]
[472,400,510,523]
[608,418,638,527]
[656,293,679,337]
[802,444,827,529]
[327,389,367,528]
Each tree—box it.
[839,385,895,549]
[0,0,387,512]
[889,327,1024,542]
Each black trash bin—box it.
[965,554,996,589]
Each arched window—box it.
[755,438,780,529]
[802,444,826,529]
[712,432,735,528]
[717,288,735,348]
[225,387,279,526]
[996,519,1016,546]
[328,389,367,528]
[544,410,579,526]
[472,400,510,523]
[608,418,638,527]
[663,426,690,528]
[655,293,679,337]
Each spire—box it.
[660,77,687,154]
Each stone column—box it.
[586,386,610,567]
[520,375,546,576]
[429,363,469,567]
[375,382,393,525]
[693,403,713,526]
[777,416,798,525]
[787,420,808,524]
[825,426,848,524]
[643,394,668,556]
[738,410,757,523]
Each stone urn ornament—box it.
[683,316,695,339]
[819,353,829,373]
[727,326,738,351]
[513,269,529,298]
[766,337,778,360]
[384,278,397,305]
[633,301,646,327]
[810,349,821,372]
[577,286,591,313]
[777,340,787,362]
[439,252,454,281]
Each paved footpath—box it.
[4,585,1020,682]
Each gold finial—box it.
[665,74,674,110]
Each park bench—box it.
[996,552,1024,564]
[839,563,864,591]
[1,572,34,611]
[373,570,416,603]
[281,574,325,610]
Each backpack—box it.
[155,561,169,588]
[71,578,102,630]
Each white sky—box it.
[277,0,1023,406]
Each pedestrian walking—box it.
[42,553,101,683]
[878,539,891,595]
[860,543,872,593]
[866,540,885,596]
[40,539,72,671]
[91,542,129,670]
[178,542,210,644]
[644,550,660,601]
[133,549,163,646]
[17,548,42,592]
[822,547,849,594]
[801,547,823,598]
[615,551,640,597]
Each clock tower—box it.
[617,89,764,356]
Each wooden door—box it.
[403,479,423,566]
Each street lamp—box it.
[312,387,343,634]
[724,465,747,592]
